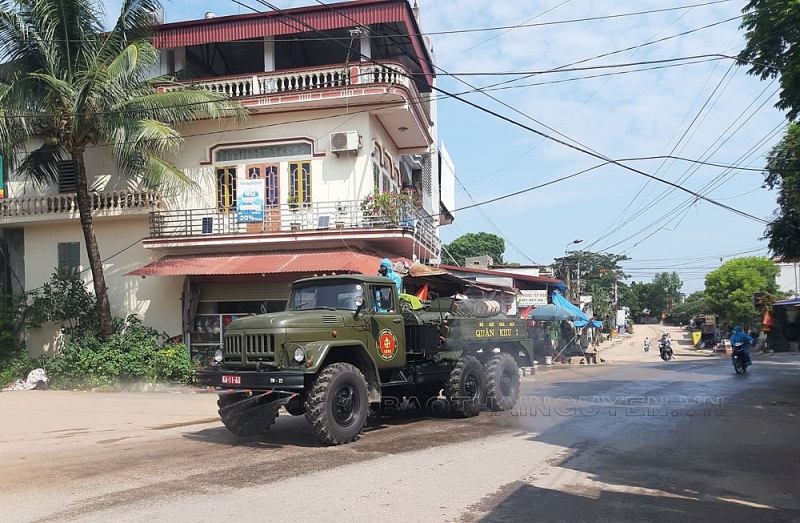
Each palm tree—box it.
[0,0,246,339]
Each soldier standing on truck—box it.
[378,258,402,296]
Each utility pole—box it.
[563,238,583,300]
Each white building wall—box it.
[776,261,800,298]
[439,141,455,219]
[23,217,182,356]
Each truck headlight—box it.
[293,347,306,363]
[213,349,224,363]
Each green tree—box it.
[737,1,800,261]
[25,270,98,341]
[444,232,505,266]
[738,0,800,120]
[0,0,245,340]
[704,257,779,328]
[671,290,706,324]
[627,273,681,321]
[761,122,800,260]
[552,250,629,325]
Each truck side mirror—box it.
[353,295,364,318]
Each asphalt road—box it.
[1,325,799,522]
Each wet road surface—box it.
[1,329,799,522]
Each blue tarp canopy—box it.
[775,297,800,306]
[551,291,602,328]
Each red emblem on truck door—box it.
[377,330,397,361]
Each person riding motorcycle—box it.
[729,325,753,367]
[658,334,673,360]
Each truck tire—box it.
[446,356,486,417]
[305,363,369,445]
[485,353,519,411]
[217,394,281,437]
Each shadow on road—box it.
[480,356,800,522]
[479,482,798,523]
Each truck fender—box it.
[301,340,381,401]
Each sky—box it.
[103,0,785,294]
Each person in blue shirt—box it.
[378,258,402,296]
[730,325,753,366]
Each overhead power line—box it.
[233,0,769,229]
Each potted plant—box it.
[288,194,300,231]
[335,201,348,228]
[360,189,421,227]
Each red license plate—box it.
[221,375,241,385]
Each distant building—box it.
[441,264,564,316]
[775,259,800,298]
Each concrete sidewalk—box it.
[0,389,223,461]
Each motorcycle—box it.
[659,340,673,361]
[732,341,749,374]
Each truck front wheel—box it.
[305,363,369,445]
[485,353,520,411]
[446,356,486,417]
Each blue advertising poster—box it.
[237,178,265,223]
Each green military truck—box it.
[196,274,534,445]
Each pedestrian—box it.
[643,337,650,352]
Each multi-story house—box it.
[0,0,456,359]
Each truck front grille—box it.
[224,333,275,362]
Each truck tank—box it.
[403,297,533,365]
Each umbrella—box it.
[528,303,585,322]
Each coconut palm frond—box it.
[105,42,159,85]
[141,154,197,197]
[118,89,248,125]
[14,140,68,188]
[110,118,182,171]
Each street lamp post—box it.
[564,238,583,300]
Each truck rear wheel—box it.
[446,356,486,417]
[485,353,520,411]
[305,363,369,445]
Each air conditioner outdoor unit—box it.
[330,131,361,153]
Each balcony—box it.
[144,199,441,263]
[159,61,432,151]
[0,190,162,224]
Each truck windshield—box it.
[288,283,364,311]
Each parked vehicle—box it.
[196,274,534,445]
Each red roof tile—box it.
[127,249,396,277]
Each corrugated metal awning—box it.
[126,249,396,277]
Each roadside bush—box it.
[25,270,99,340]
[0,352,38,388]
[43,315,194,389]
[0,294,34,387]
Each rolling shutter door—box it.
[198,281,291,302]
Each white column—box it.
[360,32,371,61]
[264,37,275,72]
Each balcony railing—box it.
[0,190,162,219]
[160,61,430,122]
[148,199,441,260]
